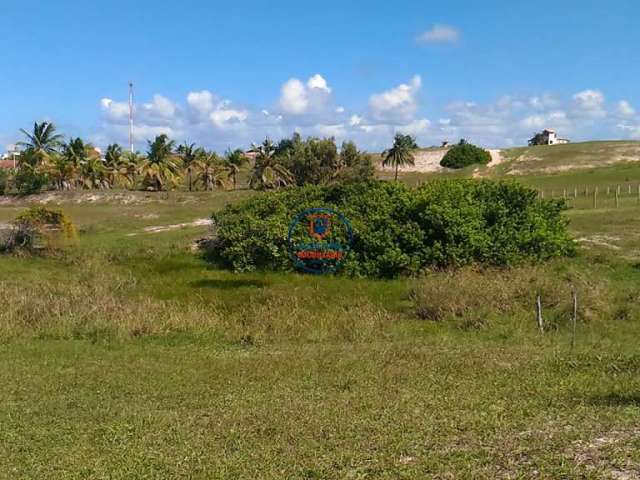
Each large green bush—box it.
[441,140,491,169]
[207,179,575,278]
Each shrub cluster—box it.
[441,140,491,169]
[0,206,77,254]
[208,179,575,278]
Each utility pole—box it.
[128,81,134,153]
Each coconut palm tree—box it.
[176,142,199,191]
[382,133,418,181]
[18,122,63,154]
[17,122,64,167]
[104,143,135,188]
[196,152,230,191]
[248,138,294,190]
[60,137,91,188]
[46,153,75,190]
[80,156,108,189]
[140,134,180,191]
[223,148,246,190]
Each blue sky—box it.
[1,0,639,152]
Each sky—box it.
[1,0,639,153]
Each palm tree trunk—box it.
[395,163,399,181]
[188,167,192,192]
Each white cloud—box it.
[141,94,177,123]
[307,74,331,93]
[209,102,248,129]
[280,78,309,114]
[96,78,639,152]
[369,75,422,122]
[187,90,215,116]
[617,100,635,117]
[573,89,606,118]
[100,98,129,124]
[417,25,460,44]
[279,74,333,115]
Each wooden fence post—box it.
[571,290,577,350]
[574,187,578,199]
[615,188,619,208]
[594,187,598,209]
[536,295,544,333]
[607,186,610,196]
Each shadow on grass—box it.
[189,278,268,290]
[588,393,640,407]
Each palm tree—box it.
[223,148,246,190]
[382,133,418,181]
[46,153,74,190]
[140,134,179,191]
[80,156,108,189]
[248,138,294,190]
[104,143,123,187]
[176,142,199,191]
[196,152,231,191]
[17,121,64,167]
[61,138,89,188]
[122,151,143,188]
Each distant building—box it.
[529,129,570,146]
[0,145,20,168]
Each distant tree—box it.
[176,142,200,191]
[528,133,547,146]
[196,152,230,191]
[249,138,294,190]
[104,144,124,188]
[17,122,63,167]
[336,141,375,182]
[440,139,491,169]
[46,154,75,190]
[80,156,108,189]
[141,134,179,191]
[223,148,246,190]
[18,122,63,156]
[382,134,418,181]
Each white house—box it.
[541,129,570,145]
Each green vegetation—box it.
[209,179,574,277]
[440,139,491,169]
[0,206,77,254]
[0,186,640,477]
[2,139,640,477]
[382,133,418,181]
[2,122,375,196]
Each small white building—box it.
[541,129,570,145]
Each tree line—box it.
[2,122,419,195]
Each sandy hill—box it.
[500,141,640,176]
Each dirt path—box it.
[127,218,212,236]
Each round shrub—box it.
[1,206,77,254]
[207,180,575,278]
[440,140,491,169]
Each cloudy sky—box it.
[1,0,639,152]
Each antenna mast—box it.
[128,81,134,153]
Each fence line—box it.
[537,182,640,209]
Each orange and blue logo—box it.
[287,208,353,274]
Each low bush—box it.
[0,206,77,254]
[441,140,491,169]
[0,168,11,195]
[207,179,575,278]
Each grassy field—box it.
[1,173,640,478]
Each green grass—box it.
[2,187,640,478]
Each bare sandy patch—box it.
[127,218,212,236]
